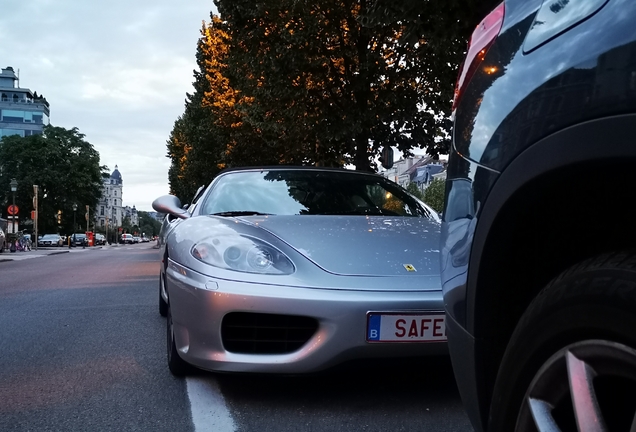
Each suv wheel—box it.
[489,252,636,431]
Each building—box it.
[410,161,446,187]
[380,155,447,197]
[123,205,139,227]
[0,66,50,138]
[381,156,446,187]
[96,165,124,230]
[381,156,426,188]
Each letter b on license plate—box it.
[367,313,447,342]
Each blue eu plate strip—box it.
[367,315,381,340]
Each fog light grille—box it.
[221,312,318,354]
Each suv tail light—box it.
[452,2,505,111]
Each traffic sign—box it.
[8,204,19,215]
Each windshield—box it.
[201,170,433,218]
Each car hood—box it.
[238,215,441,277]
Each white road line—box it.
[186,377,236,432]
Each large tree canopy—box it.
[0,125,107,234]
[216,0,459,170]
[167,17,237,202]
[167,0,499,198]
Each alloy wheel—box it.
[516,340,636,432]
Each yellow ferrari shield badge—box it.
[403,264,416,272]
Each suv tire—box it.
[489,252,636,431]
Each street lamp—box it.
[10,178,17,235]
[8,179,18,252]
[71,203,78,248]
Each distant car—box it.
[71,233,88,247]
[153,166,446,377]
[38,234,63,247]
[133,236,141,243]
[94,233,106,245]
[141,236,150,243]
[120,233,134,244]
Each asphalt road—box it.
[0,245,472,432]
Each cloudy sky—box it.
[1,0,217,211]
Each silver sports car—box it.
[153,166,446,376]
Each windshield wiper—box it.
[211,211,273,217]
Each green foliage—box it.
[121,216,133,234]
[215,0,451,170]
[138,211,162,236]
[421,178,445,213]
[167,0,488,193]
[167,18,231,202]
[406,182,424,200]
[0,125,106,234]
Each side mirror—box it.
[379,146,394,169]
[152,195,190,220]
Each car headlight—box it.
[191,236,295,275]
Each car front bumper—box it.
[166,261,447,374]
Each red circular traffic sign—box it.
[7,204,19,215]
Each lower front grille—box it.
[221,312,318,354]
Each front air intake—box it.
[221,312,318,354]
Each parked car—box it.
[0,227,5,252]
[71,233,88,247]
[153,166,446,376]
[442,1,636,431]
[94,233,106,245]
[120,233,134,244]
[38,234,63,247]
[133,236,141,243]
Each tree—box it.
[138,211,162,236]
[215,0,450,170]
[168,1,497,191]
[406,181,424,200]
[167,17,235,203]
[361,0,506,157]
[0,125,107,234]
[421,178,445,213]
[121,216,133,234]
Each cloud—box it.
[1,0,216,210]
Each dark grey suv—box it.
[71,233,88,247]
[442,0,636,430]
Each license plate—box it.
[366,313,447,342]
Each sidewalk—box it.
[0,242,158,262]
[0,245,102,262]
